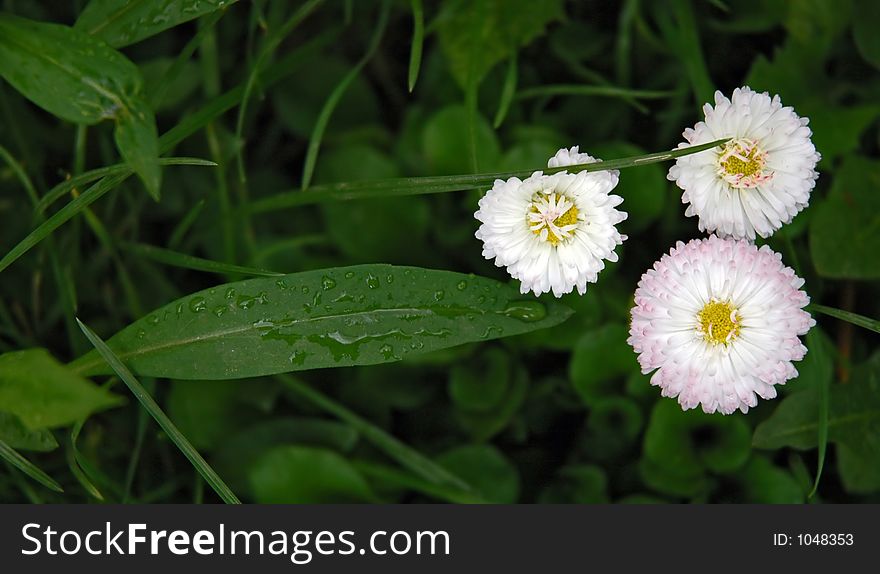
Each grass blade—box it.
[301,0,390,189]
[0,438,64,493]
[278,375,477,495]
[516,84,674,102]
[76,318,241,504]
[810,304,880,334]
[235,0,325,183]
[122,242,284,277]
[493,55,517,128]
[807,329,829,499]
[251,137,728,213]
[408,0,425,92]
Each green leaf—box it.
[114,96,162,199]
[734,456,804,504]
[853,0,880,69]
[436,444,519,503]
[75,0,240,48]
[76,319,241,504]
[438,0,564,90]
[538,465,608,503]
[753,352,880,493]
[0,412,59,452]
[0,13,143,125]
[249,445,374,503]
[422,105,501,175]
[569,324,638,404]
[809,156,880,279]
[69,265,573,380]
[0,349,122,430]
[212,417,359,494]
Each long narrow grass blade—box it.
[252,137,728,213]
[122,242,283,277]
[278,375,476,494]
[517,84,674,102]
[493,55,517,128]
[810,304,880,335]
[76,319,241,504]
[301,0,390,189]
[235,0,325,183]
[36,158,216,216]
[0,438,64,493]
[407,0,424,92]
[807,329,830,499]
[168,198,207,249]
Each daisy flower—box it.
[474,147,627,297]
[628,235,815,415]
[667,86,820,240]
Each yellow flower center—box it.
[697,299,741,345]
[717,138,771,188]
[529,193,579,246]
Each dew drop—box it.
[322,276,337,290]
[136,329,146,339]
[301,286,310,294]
[379,344,396,360]
[433,290,445,301]
[385,274,394,284]
[225,287,236,300]
[457,280,468,291]
[366,274,380,289]
[275,279,289,290]
[345,271,355,279]
[147,314,159,326]
[290,350,307,366]
[213,305,228,317]
[188,296,207,313]
[501,301,547,322]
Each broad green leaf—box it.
[114,96,162,199]
[0,349,122,430]
[449,347,510,412]
[733,456,804,504]
[753,352,880,493]
[538,465,608,504]
[809,156,880,279]
[644,400,751,477]
[569,324,637,404]
[76,0,240,48]
[70,265,573,380]
[583,397,644,460]
[437,0,564,90]
[436,444,519,503]
[853,0,880,69]
[0,412,59,452]
[213,417,359,494]
[422,105,501,175]
[249,445,374,503]
[0,14,142,125]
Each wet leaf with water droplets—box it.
[75,0,240,48]
[69,265,573,380]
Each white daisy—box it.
[667,86,820,240]
[474,147,627,297]
[628,235,815,415]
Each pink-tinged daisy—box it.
[668,86,820,240]
[628,235,815,415]
[474,147,627,297]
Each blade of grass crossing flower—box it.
[250,138,729,213]
[235,0,325,183]
[0,438,64,493]
[122,242,284,277]
[810,304,880,335]
[76,319,241,504]
[301,0,390,189]
[407,0,424,92]
[493,55,517,128]
[278,375,477,494]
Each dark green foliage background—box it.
[0,0,878,503]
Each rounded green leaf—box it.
[569,323,637,403]
[249,446,374,503]
[436,444,519,503]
